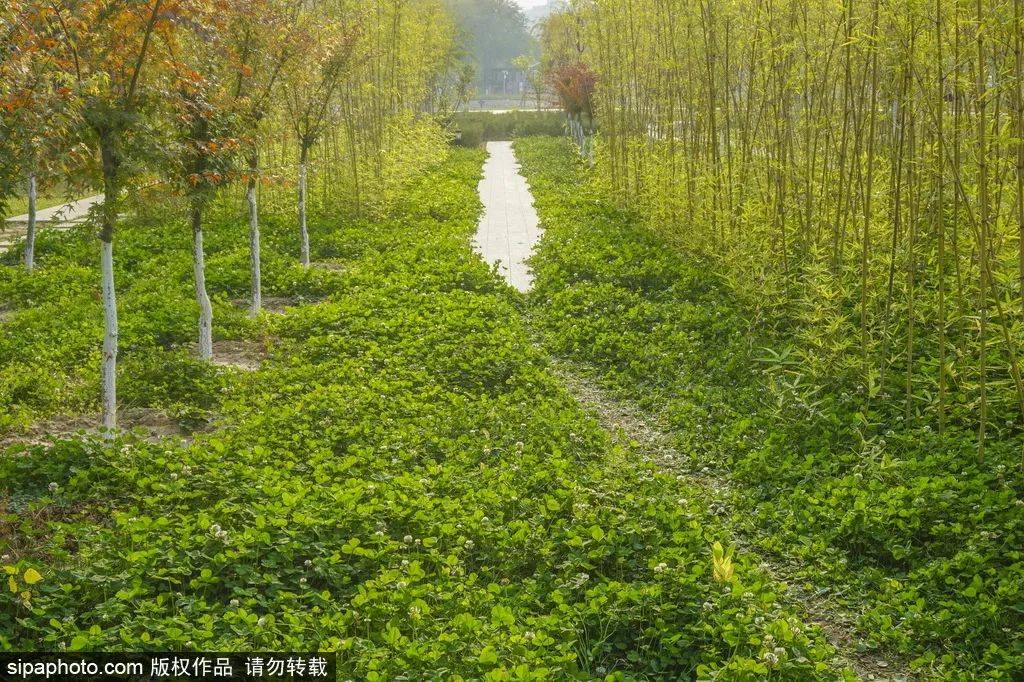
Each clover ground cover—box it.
[0,149,844,679]
[517,136,1024,679]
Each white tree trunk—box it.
[299,161,309,267]
[100,238,118,436]
[247,177,262,317]
[192,209,213,360]
[24,173,36,272]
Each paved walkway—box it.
[2,194,102,254]
[5,194,102,226]
[473,141,542,292]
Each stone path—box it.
[1,195,102,253]
[473,141,542,292]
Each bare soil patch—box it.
[0,407,193,450]
[231,296,326,314]
[209,338,270,371]
[310,260,345,272]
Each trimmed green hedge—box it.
[450,111,566,148]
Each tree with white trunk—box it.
[0,14,81,274]
[162,0,246,361]
[7,0,173,435]
[283,6,360,267]
[228,0,306,315]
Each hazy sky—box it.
[511,0,548,8]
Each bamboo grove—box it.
[561,0,1024,457]
[0,0,460,432]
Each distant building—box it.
[482,66,528,96]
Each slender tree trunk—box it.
[100,236,117,435]
[299,144,310,267]
[1014,0,1024,321]
[246,151,262,317]
[24,173,36,272]
[191,201,213,360]
[905,118,918,422]
[95,131,122,438]
[861,0,881,381]
[936,0,947,431]
[976,0,989,462]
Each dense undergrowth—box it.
[0,149,848,678]
[517,136,1024,679]
[451,111,566,148]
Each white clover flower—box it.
[257,617,266,626]
[401,559,409,567]
[299,577,307,585]
[170,473,178,480]
[677,498,687,506]
[568,572,590,589]
[48,482,59,492]
[396,581,407,589]
[524,631,535,640]
[210,524,221,534]
[653,562,667,573]
[304,559,312,567]
[763,652,778,666]
[464,540,474,549]
[403,535,413,544]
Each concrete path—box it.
[5,194,102,226]
[473,141,542,292]
[2,194,102,254]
